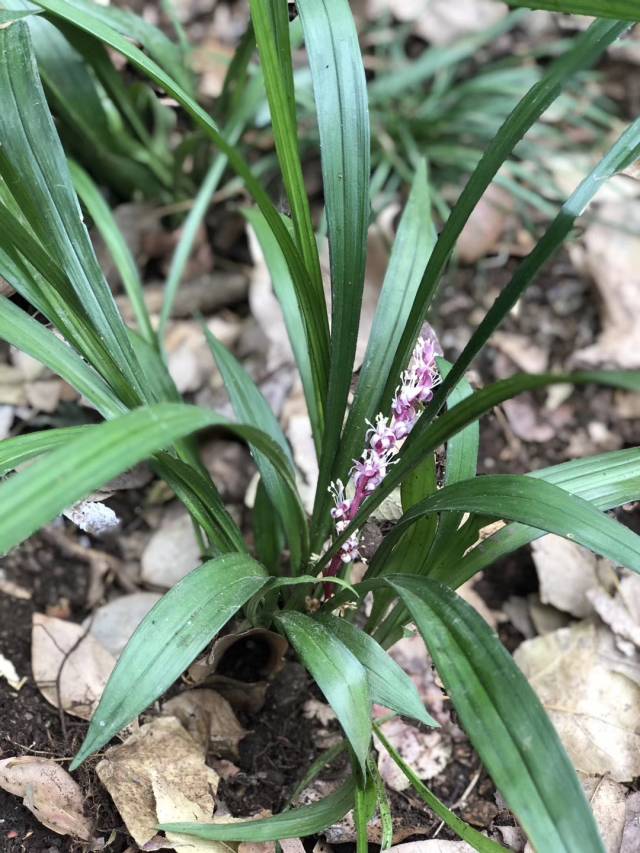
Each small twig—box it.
[432,764,482,839]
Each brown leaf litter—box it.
[0,757,92,841]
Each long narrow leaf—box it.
[297,0,371,533]
[506,1,640,19]
[442,447,640,588]
[249,0,326,328]
[420,114,640,418]
[389,475,640,576]
[0,21,146,402]
[383,19,628,406]
[0,296,123,418]
[33,0,331,415]
[392,577,605,852]
[0,403,299,555]
[244,208,323,449]
[374,724,506,853]
[317,613,438,727]
[161,777,355,841]
[72,554,267,768]
[317,370,640,571]
[69,161,154,345]
[205,329,308,568]
[276,611,372,774]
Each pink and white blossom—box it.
[324,336,440,589]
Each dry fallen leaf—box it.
[32,613,116,720]
[0,757,92,840]
[97,716,219,846]
[514,620,640,781]
[491,332,549,374]
[457,184,513,263]
[531,535,616,618]
[582,776,627,853]
[621,791,640,853]
[367,0,506,45]
[575,200,640,368]
[375,718,451,792]
[588,573,640,652]
[152,774,228,853]
[141,505,202,588]
[163,689,248,757]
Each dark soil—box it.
[0,533,126,853]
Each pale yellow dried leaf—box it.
[0,757,92,840]
[31,613,116,720]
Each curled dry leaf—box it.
[188,628,288,713]
[162,689,248,757]
[514,620,640,781]
[96,716,219,846]
[32,613,116,720]
[0,757,92,840]
[375,718,452,793]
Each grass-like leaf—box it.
[71,554,267,768]
[317,613,438,727]
[443,447,640,588]
[506,1,640,19]
[382,18,629,405]
[418,113,640,421]
[392,577,605,852]
[70,160,154,345]
[276,612,372,774]
[33,0,330,412]
[374,724,507,852]
[249,0,327,349]
[318,370,640,570]
[296,0,371,533]
[0,20,146,404]
[388,474,640,576]
[160,777,355,841]
[0,296,123,418]
[244,208,323,450]
[0,404,300,556]
[205,329,308,568]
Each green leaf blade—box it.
[72,554,267,768]
[317,613,438,727]
[392,577,605,853]
[160,777,355,841]
[277,611,372,774]
[297,0,371,531]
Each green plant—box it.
[0,2,639,851]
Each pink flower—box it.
[329,479,351,521]
[368,415,397,456]
[324,336,440,595]
[354,449,388,492]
